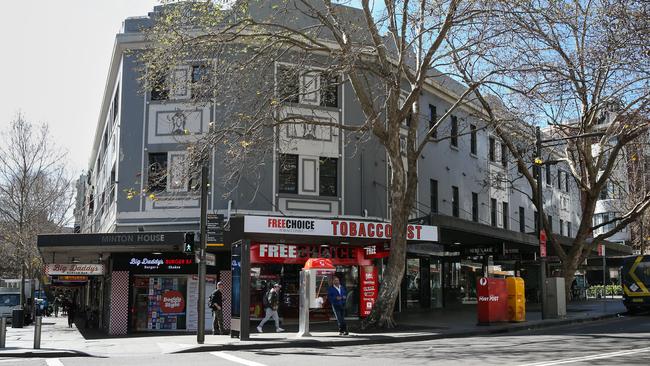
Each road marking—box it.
[46,359,65,366]
[518,346,650,366]
[210,351,267,366]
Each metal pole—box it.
[33,316,41,349]
[239,240,251,341]
[197,164,208,344]
[603,249,607,312]
[0,317,6,348]
[20,264,25,308]
[536,127,547,320]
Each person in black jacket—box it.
[209,282,224,335]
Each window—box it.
[472,192,478,222]
[470,125,477,155]
[429,104,438,134]
[113,85,120,123]
[560,219,564,236]
[501,143,507,167]
[319,157,338,196]
[565,172,570,192]
[548,215,553,233]
[168,153,193,192]
[534,211,539,232]
[567,221,572,237]
[557,170,562,189]
[450,116,458,147]
[452,186,459,217]
[502,202,509,229]
[599,182,609,200]
[191,64,209,83]
[491,198,497,226]
[489,137,496,161]
[277,65,299,103]
[148,153,168,192]
[519,207,525,233]
[150,72,169,101]
[278,154,299,193]
[430,179,438,214]
[320,73,339,108]
[546,164,551,185]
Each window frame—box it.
[318,157,338,197]
[470,124,477,155]
[452,186,459,217]
[471,192,479,222]
[450,115,458,148]
[278,154,299,194]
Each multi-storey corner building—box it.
[40,2,630,335]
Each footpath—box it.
[0,299,626,359]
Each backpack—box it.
[209,290,218,309]
[262,290,271,308]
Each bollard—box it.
[0,317,6,348]
[33,316,42,349]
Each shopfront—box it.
[227,215,438,322]
[112,253,217,332]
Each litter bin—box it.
[506,277,526,322]
[12,309,24,328]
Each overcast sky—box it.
[0,1,159,175]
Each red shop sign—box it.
[160,290,185,314]
[360,266,378,317]
[363,243,390,259]
[250,243,371,266]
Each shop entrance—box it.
[405,257,443,309]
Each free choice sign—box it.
[244,216,438,241]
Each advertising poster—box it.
[360,266,378,317]
[186,275,216,331]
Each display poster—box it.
[186,275,216,331]
[359,266,378,317]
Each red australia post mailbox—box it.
[477,277,509,324]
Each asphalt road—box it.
[3,314,650,366]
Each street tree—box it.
[0,114,75,287]
[450,0,650,294]
[140,0,499,328]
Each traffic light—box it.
[183,232,195,254]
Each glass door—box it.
[430,260,443,308]
[406,258,420,308]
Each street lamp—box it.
[535,126,604,320]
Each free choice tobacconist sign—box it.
[244,216,438,241]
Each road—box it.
[3,315,650,366]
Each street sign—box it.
[207,213,224,246]
[195,252,216,266]
[539,229,547,258]
[598,244,605,257]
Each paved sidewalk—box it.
[0,299,626,359]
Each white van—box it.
[0,289,21,322]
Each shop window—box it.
[470,124,477,155]
[319,157,338,196]
[430,179,438,214]
[450,115,458,147]
[471,192,478,222]
[490,198,497,227]
[277,65,300,103]
[519,206,525,233]
[502,202,509,229]
[278,154,299,194]
[452,186,459,217]
[131,276,188,331]
[148,153,168,192]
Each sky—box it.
[0,1,159,175]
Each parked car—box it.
[0,289,21,323]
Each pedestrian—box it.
[209,281,224,335]
[327,276,348,335]
[67,302,75,328]
[256,283,284,333]
[53,297,60,317]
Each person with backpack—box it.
[209,282,224,335]
[256,283,284,333]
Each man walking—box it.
[209,282,224,335]
[256,283,284,333]
[328,276,348,335]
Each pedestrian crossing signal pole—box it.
[536,127,548,320]
[197,164,208,344]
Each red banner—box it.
[360,266,378,317]
[250,243,371,266]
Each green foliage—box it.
[587,284,623,297]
